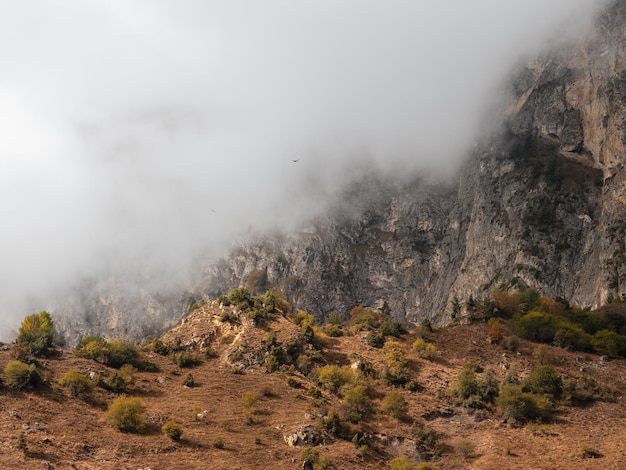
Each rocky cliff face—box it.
[204,0,626,325]
[51,1,626,343]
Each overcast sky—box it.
[0,0,608,336]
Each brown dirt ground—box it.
[0,304,625,470]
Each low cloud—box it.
[0,0,609,338]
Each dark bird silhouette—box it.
[292,159,299,163]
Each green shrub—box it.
[382,391,409,419]
[75,336,140,368]
[350,306,379,331]
[106,340,140,368]
[412,338,439,361]
[162,421,183,440]
[4,360,37,389]
[173,351,199,368]
[59,369,92,397]
[322,410,343,437]
[366,330,385,348]
[182,373,195,387]
[591,329,626,357]
[317,365,354,394]
[380,319,405,337]
[213,436,225,448]
[515,310,560,343]
[323,324,344,337]
[527,365,562,398]
[75,335,109,362]
[389,456,418,470]
[151,338,170,356]
[105,395,145,432]
[497,385,555,425]
[383,341,409,385]
[16,311,55,357]
[104,364,136,392]
[343,385,374,421]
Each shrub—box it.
[389,456,417,470]
[454,367,478,402]
[239,391,259,421]
[75,335,109,362]
[409,422,441,458]
[382,391,409,419]
[322,410,343,437]
[182,373,195,387]
[106,340,140,368]
[412,338,439,361]
[323,324,344,337]
[4,360,37,389]
[227,287,253,310]
[488,320,505,344]
[151,338,170,356]
[213,436,225,448]
[173,351,199,368]
[162,421,183,440]
[350,306,379,331]
[16,311,55,357]
[578,445,602,459]
[527,365,562,398]
[59,369,92,397]
[366,330,385,348]
[454,438,476,458]
[291,310,315,328]
[317,365,354,394]
[105,364,136,392]
[105,395,145,432]
[380,319,406,337]
[515,311,560,343]
[497,385,555,424]
[383,341,409,385]
[591,330,626,357]
[75,336,140,368]
[343,385,374,421]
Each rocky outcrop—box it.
[204,1,626,325]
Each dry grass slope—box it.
[0,301,624,469]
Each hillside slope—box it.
[1,301,625,469]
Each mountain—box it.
[203,0,626,326]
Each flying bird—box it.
[292,159,299,163]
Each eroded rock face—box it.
[283,426,325,447]
[204,1,626,325]
[52,1,626,342]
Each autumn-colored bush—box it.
[382,391,409,419]
[4,360,38,389]
[16,311,55,357]
[105,395,145,432]
[59,369,92,397]
[162,421,183,440]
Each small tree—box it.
[17,311,55,357]
[105,395,145,432]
